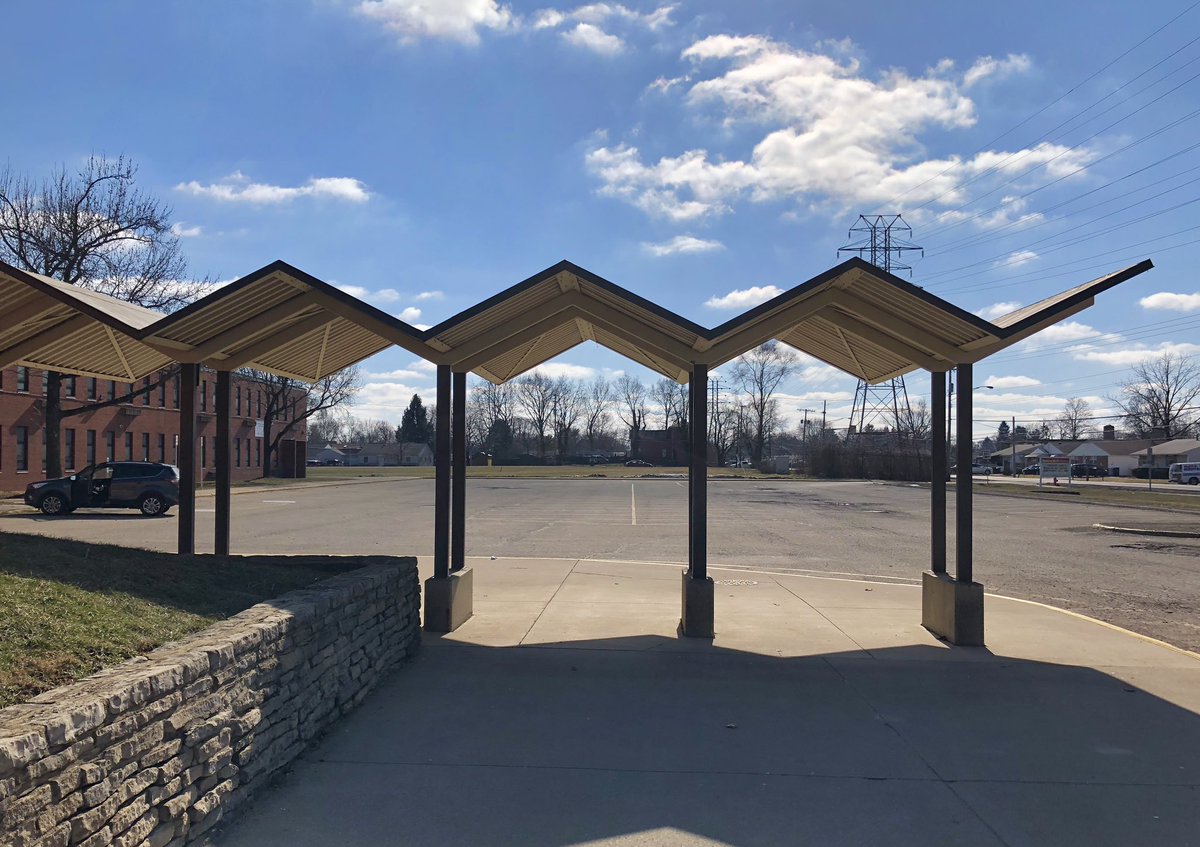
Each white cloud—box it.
[587,37,1092,222]
[337,284,371,299]
[642,235,725,257]
[355,0,513,45]
[1024,320,1103,346]
[352,382,430,423]
[531,362,596,379]
[704,284,784,310]
[563,23,624,55]
[398,306,422,322]
[963,53,1032,88]
[985,375,1041,389]
[409,359,437,372]
[537,3,676,31]
[1072,341,1200,366]
[170,222,203,238]
[176,171,369,204]
[999,249,1038,268]
[366,368,430,381]
[1140,292,1200,312]
[976,301,1022,320]
[414,290,444,301]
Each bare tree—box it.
[1054,397,1092,440]
[0,155,208,476]
[581,376,612,453]
[730,342,798,463]
[549,377,584,457]
[1110,352,1200,438]
[241,366,362,476]
[613,374,648,455]
[308,408,350,445]
[650,378,688,431]
[516,373,556,457]
[895,398,932,442]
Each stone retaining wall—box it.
[0,557,420,847]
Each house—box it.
[339,441,433,467]
[1067,437,1154,477]
[399,442,433,466]
[307,443,346,465]
[988,443,1047,474]
[1130,438,1200,468]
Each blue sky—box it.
[6,0,1200,439]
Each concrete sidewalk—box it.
[209,557,1200,847]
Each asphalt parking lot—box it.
[3,477,1199,651]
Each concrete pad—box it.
[469,559,576,603]
[555,570,680,605]
[522,600,681,647]
[708,578,865,658]
[815,606,959,655]
[770,571,921,609]
[434,600,547,647]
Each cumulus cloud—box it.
[642,235,724,256]
[976,301,1022,320]
[176,171,369,204]
[351,381,430,423]
[398,306,422,322]
[1071,341,1200,366]
[999,249,1038,268]
[365,368,431,381]
[531,362,596,379]
[586,37,1090,222]
[414,290,444,301]
[536,3,676,31]
[1140,291,1200,312]
[562,22,624,54]
[355,0,513,44]
[704,284,784,309]
[985,375,1041,389]
[336,284,402,305]
[170,222,203,238]
[963,53,1032,88]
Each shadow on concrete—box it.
[0,512,164,522]
[211,635,1200,847]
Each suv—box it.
[1070,463,1106,479]
[24,462,179,517]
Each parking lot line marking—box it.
[631,484,636,526]
[262,500,296,504]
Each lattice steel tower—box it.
[837,215,922,437]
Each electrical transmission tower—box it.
[837,215,922,438]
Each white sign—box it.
[254,419,264,438]
[1040,456,1071,485]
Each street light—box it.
[947,375,994,447]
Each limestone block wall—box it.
[0,558,420,847]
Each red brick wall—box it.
[0,367,307,494]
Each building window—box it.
[201,380,207,411]
[41,431,46,472]
[86,430,96,466]
[142,377,151,406]
[16,426,28,472]
[65,428,76,469]
[158,380,166,407]
[256,439,261,467]
[65,376,76,397]
[235,437,241,468]
[105,431,115,461]
[108,381,116,400]
[142,432,150,461]
[125,431,134,460]
[87,378,97,400]
[173,434,178,465]
[157,433,165,463]
[256,390,262,417]
[41,371,48,395]
[235,387,242,416]
[200,437,206,469]
[16,367,28,393]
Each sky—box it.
[5,0,1200,441]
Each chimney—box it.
[1103,424,1115,441]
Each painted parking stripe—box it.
[262,499,296,504]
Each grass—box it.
[0,533,361,708]
[973,481,1200,513]
[276,465,796,483]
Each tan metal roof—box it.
[0,256,1154,388]
[0,262,174,381]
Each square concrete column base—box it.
[424,568,474,633]
[921,570,984,646]
[680,571,715,638]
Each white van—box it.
[1168,462,1200,485]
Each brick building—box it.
[0,365,307,493]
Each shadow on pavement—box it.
[210,636,1200,847]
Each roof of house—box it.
[1130,438,1200,456]
[1071,438,1155,456]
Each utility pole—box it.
[1011,415,1016,476]
[839,214,923,438]
[797,407,814,439]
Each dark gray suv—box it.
[23,461,179,516]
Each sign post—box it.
[1041,456,1072,488]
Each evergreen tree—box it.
[398,394,433,445]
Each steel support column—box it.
[215,370,232,556]
[689,364,708,580]
[177,364,198,556]
[433,365,451,580]
[451,370,467,572]
[955,362,973,583]
[682,364,714,638]
[930,371,947,574]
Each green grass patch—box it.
[976,482,1200,513]
[0,533,359,708]
[285,465,794,483]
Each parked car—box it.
[1070,463,1106,478]
[23,461,179,517]
[305,458,322,466]
[949,463,992,475]
[624,459,653,467]
[1020,465,1040,475]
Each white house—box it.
[1068,438,1154,477]
[1131,438,1200,468]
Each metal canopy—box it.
[0,256,1154,388]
